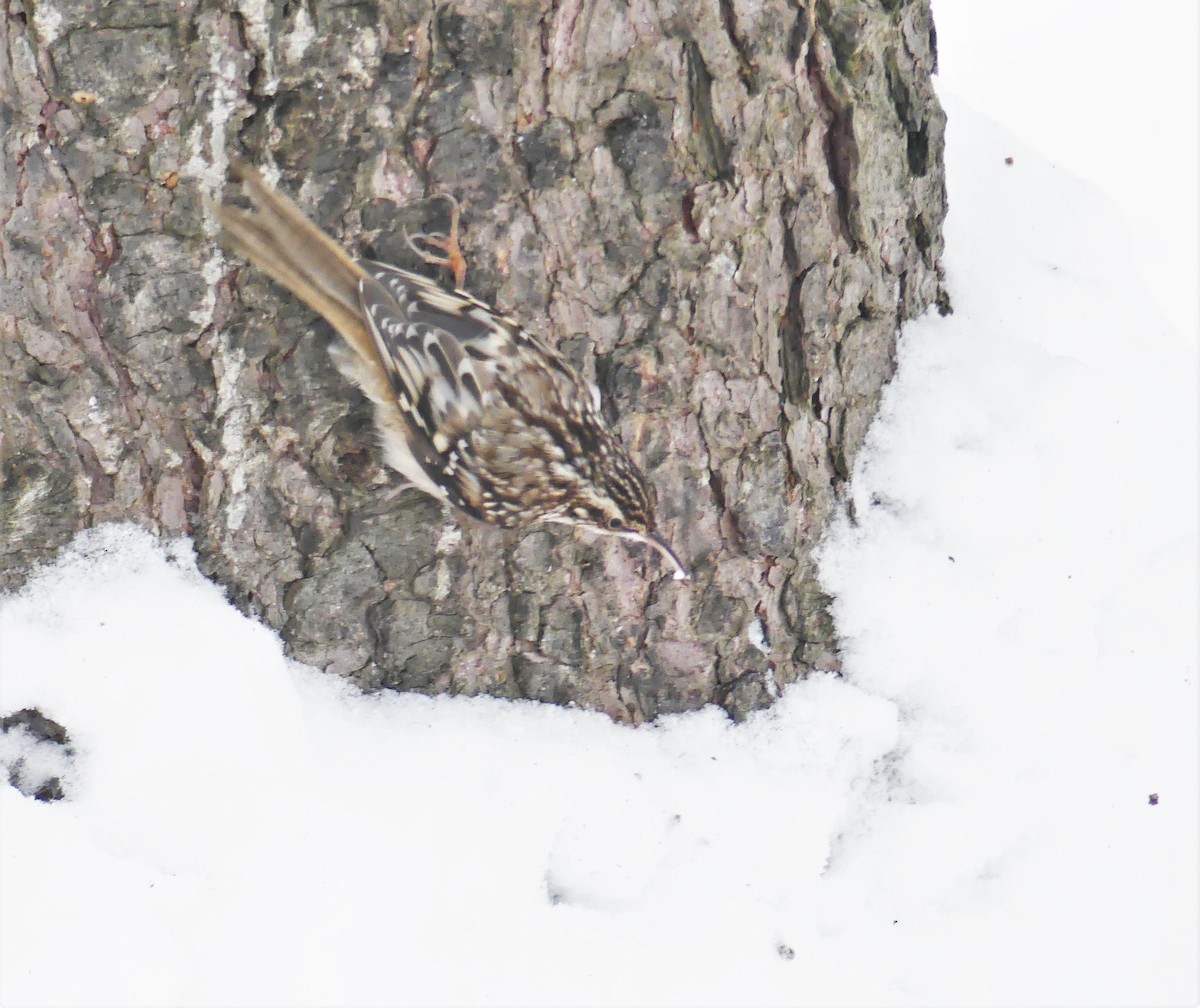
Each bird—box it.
[214,158,689,581]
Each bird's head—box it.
[548,439,690,581]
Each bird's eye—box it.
[607,517,623,531]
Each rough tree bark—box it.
[1,0,946,722]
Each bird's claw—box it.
[403,193,467,290]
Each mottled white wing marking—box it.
[358,261,533,446]
[364,260,571,387]
[355,259,590,521]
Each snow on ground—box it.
[0,525,906,1008]
[2,10,1198,1008]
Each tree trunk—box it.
[1,0,946,722]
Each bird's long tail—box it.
[214,158,384,378]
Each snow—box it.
[2,5,1197,1006]
[932,0,1200,344]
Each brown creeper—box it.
[215,159,689,580]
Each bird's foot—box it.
[404,193,467,290]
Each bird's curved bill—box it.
[642,532,690,581]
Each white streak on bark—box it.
[188,14,257,533]
[283,6,315,64]
[31,1,63,45]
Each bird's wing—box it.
[357,261,537,454]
